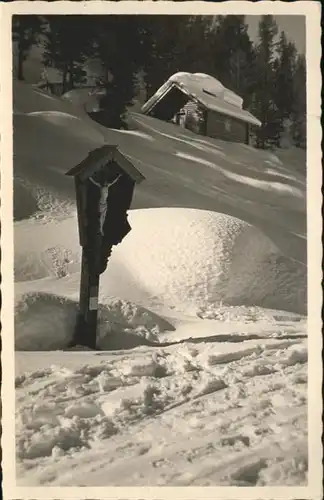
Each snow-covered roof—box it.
[66,145,145,185]
[141,72,261,127]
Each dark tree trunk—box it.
[62,65,68,94]
[245,124,250,145]
[17,41,24,81]
[68,61,74,91]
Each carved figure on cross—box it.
[88,172,122,235]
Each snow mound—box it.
[15,292,78,350]
[111,208,306,314]
[14,111,104,153]
[15,291,174,351]
[15,208,306,314]
[13,79,84,117]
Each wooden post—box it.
[73,252,99,349]
[70,227,104,349]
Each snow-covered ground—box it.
[12,80,309,487]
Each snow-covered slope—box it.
[12,81,308,487]
[13,81,306,264]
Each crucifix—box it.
[88,172,122,235]
[66,145,145,349]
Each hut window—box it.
[225,118,232,132]
[203,88,217,98]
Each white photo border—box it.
[1,2,322,499]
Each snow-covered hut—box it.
[141,72,261,145]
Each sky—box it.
[246,15,306,55]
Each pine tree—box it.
[174,16,213,74]
[91,16,146,128]
[274,32,297,126]
[42,16,93,93]
[291,54,306,149]
[140,16,187,99]
[141,16,217,99]
[12,15,44,81]
[251,15,281,149]
[209,16,256,107]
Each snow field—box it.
[16,331,307,485]
[12,80,309,487]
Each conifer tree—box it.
[12,15,44,81]
[174,16,213,74]
[251,15,281,149]
[291,54,307,149]
[274,32,297,124]
[209,16,257,107]
[91,16,146,128]
[42,16,92,93]
[140,16,188,99]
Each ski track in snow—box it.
[12,80,308,486]
[16,333,307,486]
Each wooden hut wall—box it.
[206,111,249,144]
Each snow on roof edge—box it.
[196,91,262,127]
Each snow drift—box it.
[15,291,175,351]
[14,80,86,117]
[15,208,306,315]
